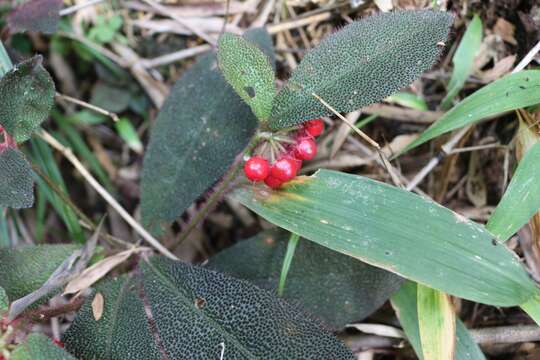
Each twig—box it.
[59,0,105,16]
[141,0,216,46]
[139,44,211,69]
[312,93,404,188]
[38,129,178,260]
[267,12,331,34]
[448,142,503,154]
[55,92,119,122]
[470,325,540,344]
[512,40,540,74]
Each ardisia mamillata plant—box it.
[2,5,540,360]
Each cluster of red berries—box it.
[243,119,324,189]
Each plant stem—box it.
[278,232,300,297]
[175,134,261,247]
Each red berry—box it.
[53,339,65,348]
[244,156,269,182]
[294,138,317,160]
[304,119,324,137]
[270,157,297,182]
[264,175,284,189]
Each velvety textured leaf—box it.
[141,31,270,234]
[233,170,539,306]
[218,33,276,120]
[7,0,62,34]
[0,244,78,301]
[0,148,34,209]
[0,56,55,142]
[399,70,540,155]
[243,28,276,71]
[63,256,354,359]
[0,286,8,313]
[207,230,403,329]
[11,334,76,360]
[391,282,485,360]
[487,140,540,242]
[268,10,453,129]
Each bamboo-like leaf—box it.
[399,70,540,155]
[233,169,539,306]
[440,14,483,110]
[391,281,485,360]
[417,285,456,360]
[268,10,453,129]
[487,136,540,241]
[218,32,276,120]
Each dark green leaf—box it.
[218,33,276,120]
[269,10,453,129]
[0,56,55,142]
[487,140,540,241]
[399,70,540,155]
[207,230,403,329]
[63,256,354,359]
[90,82,131,113]
[11,334,77,360]
[233,169,539,306]
[0,148,34,209]
[7,0,63,34]
[391,282,485,360]
[0,244,78,301]
[140,55,258,234]
[0,286,8,313]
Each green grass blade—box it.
[487,140,540,241]
[417,285,456,360]
[391,281,486,360]
[233,169,539,306]
[398,70,540,156]
[277,232,299,296]
[440,15,483,110]
[386,92,428,111]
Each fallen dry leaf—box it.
[478,55,516,82]
[92,292,104,321]
[64,248,137,295]
[493,17,518,45]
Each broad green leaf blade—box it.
[391,282,486,360]
[268,10,453,129]
[417,285,455,360]
[64,257,354,359]
[0,148,34,209]
[440,14,483,110]
[140,53,258,234]
[206,230,403,329]
[487,140,540,241]
[0,56,55,142]
[0,244,78,301]
[399,70,540,155]
[11,334,76,360]
[233,169,539,306]
[218,32,276,120]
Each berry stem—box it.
[174,133,262,247]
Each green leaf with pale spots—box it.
[232,169,539,307]
[0,56,55,142]
[0,148,34,209]
[63,256,354,359]
[268,10,453,129]
[141,28,273,235]
[0,286,8,313]
[218,32,276,120]
[207,230,403,330]
[11,334,76,360]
